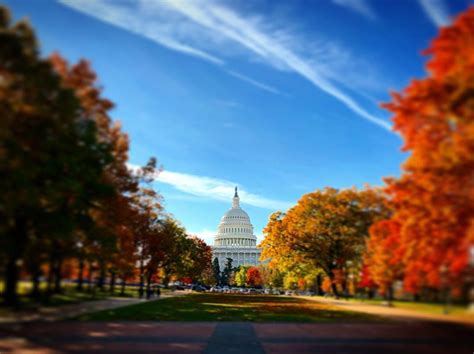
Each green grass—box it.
[77,293,387,322]
[0,281,142,312]
[335,297,470,316]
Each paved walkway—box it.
[302,296,474,326]
[1,294,473,353]
[0,291,185,324]
[0,321,473,353]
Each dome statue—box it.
[212,187,261,268]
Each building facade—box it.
[212,187,261,269]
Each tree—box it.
[246,267,263,288]
[365,220,403,300]
[212,258,221,286]
[234,266,249,287]
[260,187,390,297]
[183,236,213,283]
[0,8,113,305]
[358,264,377,298]
[376,8,474,293]
[221,258,233,286]
[50,53,140,295]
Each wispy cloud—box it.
[332,0,377,20]
[58,0,223,65]
[227,70,284,96]
[418,0,450,27]
[60,0,391,131]
[160,0,391,130]
[128,164,292,210]
[157,170,292,210]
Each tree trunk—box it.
[384,284,394,306]
[109,270,116,293]
[4,216,28,306]
[30,268,41,300]
[97,262,105,291]
[77,257,84,291]
[328,271,339,298]
[4,256,20,306]
[315,273,322,295]
[53,258,63,293]
[87,263,94,293]
[120,277,126,296]
[138,259,144,298]
[46,255,55,297]
[146,273,152,299]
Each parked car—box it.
[190,285,206,292]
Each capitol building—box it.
[212,187,261,268]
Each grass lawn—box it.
[337,297,470,316]
[0,281,146,314]
[77,293,387,322]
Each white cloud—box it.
[332,0,377,20]
[60,0,392,131]
[128,164,292,211]
[58,0,224,65]
[418,0,450,27]
[153,0,392,131]
[227,70,284,95]
[188,229,215,245]
[157,170,293,210]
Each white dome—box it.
[214,187,256,247]
[222,207,250,220]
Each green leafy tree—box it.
[212,258,221,286]
[221,257,233,286]
[0,7,114,305]
[234,266,249,287]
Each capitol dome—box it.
[212,187,261,268]
[214,187,256,247]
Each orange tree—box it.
[260,187,390,297]
[364,220,403,299]
[369,8,474,294]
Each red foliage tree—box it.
[246,267,263,287]
[375,8,474,292]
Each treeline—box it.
[0,7,212,306]
[260,8,474,302]
[210,258,265,288]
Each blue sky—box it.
[6,0,472,244]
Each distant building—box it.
[212,187,261,269]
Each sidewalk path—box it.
[0,291,185,325]
[303,296,474,326]
[0,321,473,353]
